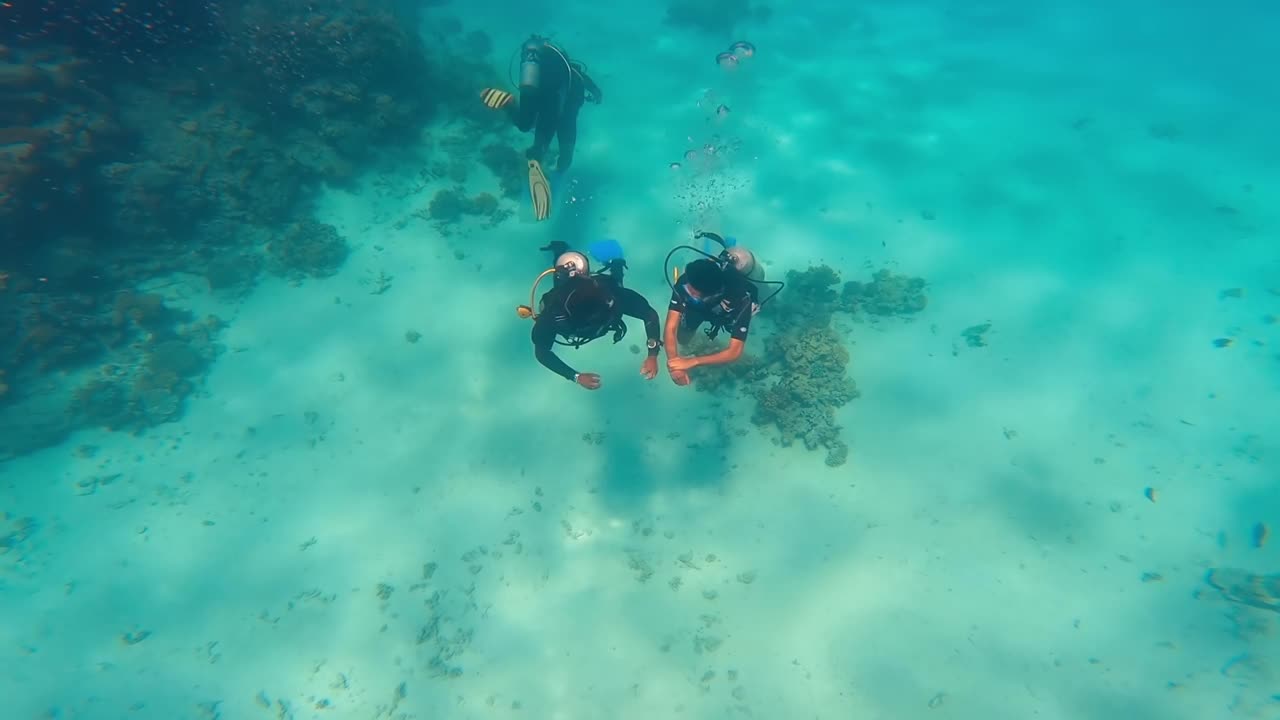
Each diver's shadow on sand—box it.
[586,380,737,512]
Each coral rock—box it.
[267,219,350,279]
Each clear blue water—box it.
[1,1,1277,718]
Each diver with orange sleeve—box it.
[661,232,784,386]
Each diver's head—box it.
[522,34,547,57]
[682,259,727,304]
[555,251,590,278]
[563,277,614,325]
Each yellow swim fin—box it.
[528,159,551,221]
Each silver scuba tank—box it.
[556,251,590,277]
[725,247,764,281]
[519,37,542,88]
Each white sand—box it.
[3,2,1278,719]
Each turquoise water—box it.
[1,1,1278,718]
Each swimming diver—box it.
[662,232,782,386]
[480,35,602,221]
[525,241,662,390]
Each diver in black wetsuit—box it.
[529,242,662,390]
[480,35,602,172]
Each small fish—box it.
[479,88,513,109]
[1212,337,1233,348]
[729,40,756,58]
[683,149,697,161]
[1252,522,1270,548]
[669,162,681,170]
[715,51,738,70]
[715,104,731,120]
[1143,487,1158,503]
[1218,287,1245,299]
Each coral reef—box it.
[195,219,270,296]
[1,1,224,69]
[3,3,501,261]
[962,323,992,347]
[219,0,502,165]
[267,220,351,280]
[425,188,504,225]
[689,345,768,395]
[481,144,528,199]
[768,264,843,329]
[71,314,225,432]
[0,288,225,459]
[694,265,928,466]
[99,92,328,248]
[0,46,123,258]
[9,286,120,374]
[752,327,859,467]
[842,269,928,315]
[0,5,509,459]
[224,0,434,129]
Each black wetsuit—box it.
[532,276,661,381]
[670,275,759,343]
[513,45,598,172]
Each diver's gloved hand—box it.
[479,88,514,109]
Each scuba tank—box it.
[513,35,578,104]
[663,231,784,306]
[724,246,765,282]
[509,35,582,118]
[516,242,627,320]
[519,35,543,88]
[554,251,589,279]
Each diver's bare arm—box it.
[663,309,683,357]
[691,338,745,367]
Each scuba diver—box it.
[517,240,662,390]
[662,232,784,386]
[480,35,603,221]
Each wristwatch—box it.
[647,338,662,353]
